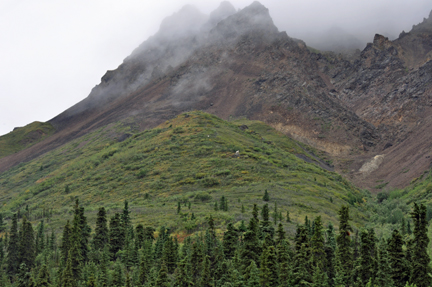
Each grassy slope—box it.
[0,112,368,238]
[386,170,432,205]
[365,170,432,239]
[0,121,55,158]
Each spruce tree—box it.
[263,190,270,201]
[96,246,109,287]
[109,213,124,259]
[112,261,124,287]
[162,237,178,273]
[352,229,360,263]
[4,230,8,250]
[0,273,9,287]
[260,204,274,239]
[220,196,227,212]
[375,238,393,287]
[410,203,431,287]
[35,220,45,255]
[16,263,31,287]
[69,241,83,281]
[208,215,215,233]
[401,218,407,235]
[277,240,292,287]
[93,207,108,251]
[291,243,312,286]
[324,222,336,286]
[0,214,6,233]
[154,226,167,261]
[174,257,193,287]
[121,201,131,238]
[310,216,326,269]
[155,262,170,287]
[252,204,259,223]
[138,248,150,285]
[60,220,72,265]
[62,254,76,287]
[190,241,203,285]
[19,216,36,269]
[388,229,409,287]
[272,202,278,225]
[294,225,309,252]
[135,224,145,249]
[223,223,238,259]
[241,216,261,272]
[35,264,51,287]
[87,274,96,287]
[0,238,4,263]
[72,199,91,262]
[232,268,244,287]
[335,206,353,286]
[199,255,213,287]
[144,227,155,241]
[286,211,291,223]
[312,265,329,287]
[239,220,247,233]
[246,261,260,287]
[49,229,56,252]
[6,213,18,276]
[204,229,216,259]
[259,246,279,287]
[215,260,235,286]
[275,223,285,246]
[304,216,311,236]
[356,229,378,286]
[123,228,137,269]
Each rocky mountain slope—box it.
[316,10,432,188]
[1,1,432,191]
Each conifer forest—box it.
[0,198,430,287]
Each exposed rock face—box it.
[2,2,432,190]
[313,10,432,188]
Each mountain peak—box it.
[209,1,236,24]
[210,1,278,41]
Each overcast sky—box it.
[0,0,430,136]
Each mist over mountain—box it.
[2,1,432,193]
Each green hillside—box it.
[0,112,368,235]
[0,121,55,158]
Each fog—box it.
[0,0,430,136]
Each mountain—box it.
[0,2,377,176]
[1,1,432,193]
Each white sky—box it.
[0,0,430,136]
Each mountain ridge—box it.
[1,2,432,192]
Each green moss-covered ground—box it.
[0,112,369,237]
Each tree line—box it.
[0,199,430,287]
